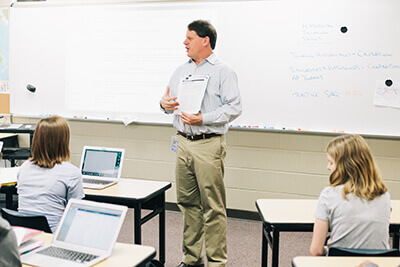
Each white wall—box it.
[4,0,400,211]
[12,117,400,212]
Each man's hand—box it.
[180,112,203,125]
[161,87,179,111]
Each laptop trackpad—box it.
[22,254,84,267]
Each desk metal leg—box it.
[5,191,14,209]
[272,229,279,267]
[2,185,17,210]
[134,203,142,244]
[159,193,166,264]
[393,231,400,249]
[262,226,268,267]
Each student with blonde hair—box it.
[17,115,84,233]
[310,134,390,256]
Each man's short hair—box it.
[188,20,217,50]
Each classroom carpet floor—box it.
[0,198,313,266]
[117,209,313,267]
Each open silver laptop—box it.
[80,146,125,189]
[21,199,127,267]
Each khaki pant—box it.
[176,134,227,267]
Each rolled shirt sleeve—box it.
[202,69,241,125]
[66,168,85,201]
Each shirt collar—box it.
[188,53,217,65]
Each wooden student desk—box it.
[22,233,156,267]
[0,124,36,144]
[0,133,19,147]
[0,124,36,167]
[0,167,19,210]
[1,178,171,264]
[84,178,171,264]
[292,256,400,267]
[256,199,400,267]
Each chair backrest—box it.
[1,208,52,233]
[328,247,400,257]
[148,259,164,267]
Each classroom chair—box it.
[1,208,52,233]
[328,247,400,257]
[146,259,164,267]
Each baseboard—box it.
[227,208,260,221]
[165,202,261,221]
[165,202,181,212]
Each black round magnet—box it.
[385,80,393,87]
[26,84,36,93]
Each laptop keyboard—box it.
[38,246,98,263]
[83,178,112,185]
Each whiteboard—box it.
[9,0,400,136]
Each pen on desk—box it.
[20,244,44,255]
[21,249,34,256]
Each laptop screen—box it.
[81,148,123,178]
[55,202,124,251]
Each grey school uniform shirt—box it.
[17,161,85,233]
[315,185,391,250]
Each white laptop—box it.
[21,199,128,267]
[79,146,125,189]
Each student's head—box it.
[326,134,387,200]
[184,20,217,59]
[30,115,71,168]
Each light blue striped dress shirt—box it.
[165,53,242,135]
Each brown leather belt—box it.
[177,131,221,141]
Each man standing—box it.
[160,20,241,267]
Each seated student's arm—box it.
[66,167,85,201]
[310,218,329,256]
